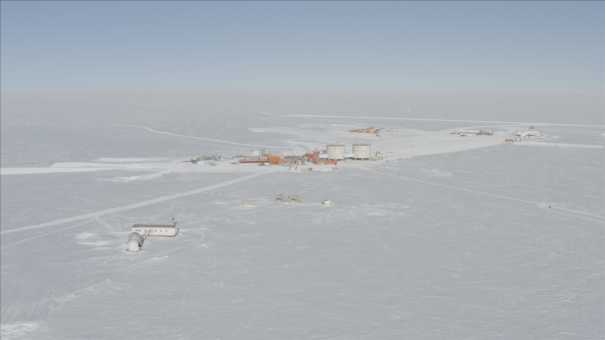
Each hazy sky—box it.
[1,1,604,93]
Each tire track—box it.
[363,168,605,224]
[286,114,605,129]
[1,172,271,236]
[121,124,290,149]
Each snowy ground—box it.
[1,114,604,339]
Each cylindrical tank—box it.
[326,144,345,160]
[127,232,144,252]
[352,144,371,160]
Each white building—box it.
[452,129,494,137]
[352,144,371,160]
[131,223,179,237]
[326,144,345,160]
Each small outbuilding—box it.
[127,232,145,252]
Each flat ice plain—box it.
[1,113,604,339]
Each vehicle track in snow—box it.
[2,220,96,249]
[121,124,290,149]
[286,114,605,129]
[364,168,605,224]
[1,172,271,236]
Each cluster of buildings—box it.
[237,143,380,167]
[505,127,544,143]
[349,127,381,136]
[449,126,544,144]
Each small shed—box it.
[127,232,145,252]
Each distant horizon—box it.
[2,89,603,126]
[1,1,603,125]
